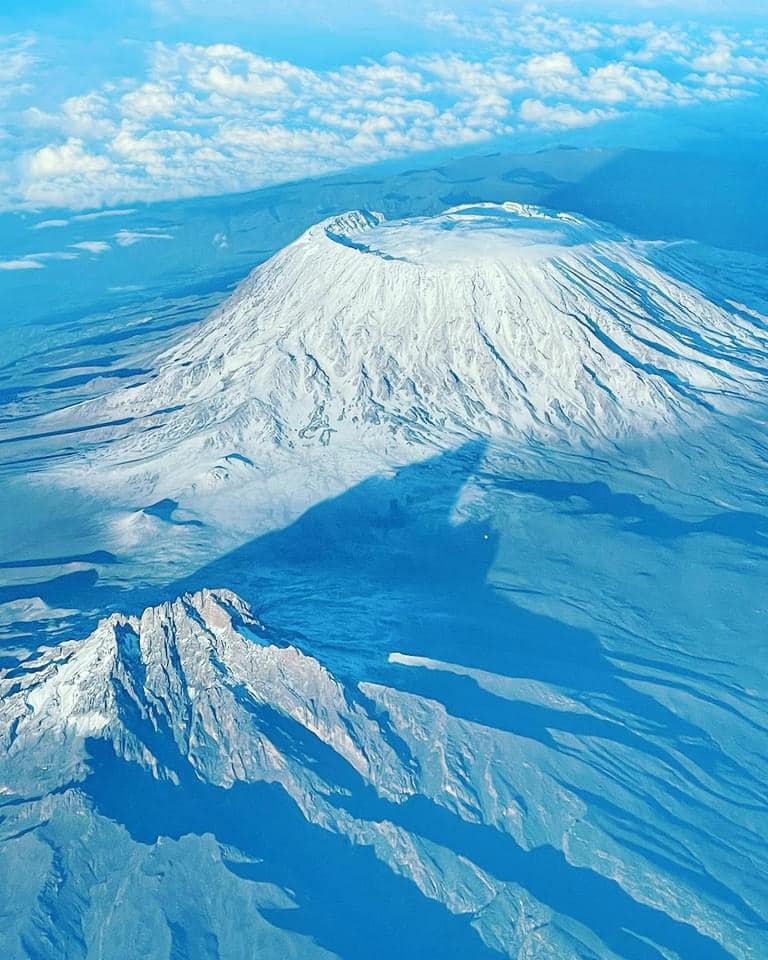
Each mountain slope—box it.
[42,202,766,512]
[2,589,765,960]
[0,590,565,959]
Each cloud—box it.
[27,138,110,178]
[0,34,37,103]
[627,29,690,63]
[73,209,137,222]
[0,249,83,268]
[32,218,69,229]
[113,228,174,246]
[691,32,768,77]
[519,98,616,128]
[0,258,45,270]
[26,93,116,139]
[31,209,136,229]
[120,83,180,119]
[2,9,766,211]
[522,52,579,80]
[583,63,691,105]
[70,241,111,253]
[27,250,79,261]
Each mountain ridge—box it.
[2,586,763,959]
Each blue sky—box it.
[1,1,767,212]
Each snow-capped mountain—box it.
[2,589,765,960]
[44,203,766,518]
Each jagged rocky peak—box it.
[0,589,582,958]
[0,589,411,798]
[1,590,254,736]
[1,594,763,958]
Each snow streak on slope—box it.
[38,203,766,518]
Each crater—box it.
[325,203,606,268]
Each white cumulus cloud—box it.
[27,138,110,178]
[519,98,617,128]
[1,8,766,211]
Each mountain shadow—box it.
[172,439,762,780]
[546,147,768,257]
[32,437,765,959]
[83,739,501,960]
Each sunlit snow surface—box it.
[343,203,598,265]
[1,150,767,960]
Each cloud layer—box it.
[2,8,767,211]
